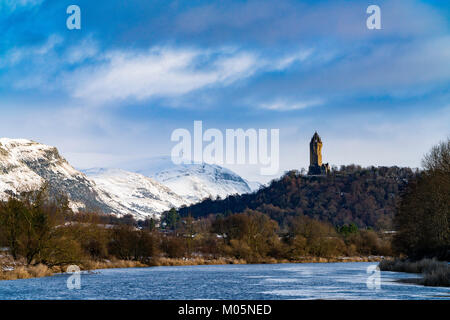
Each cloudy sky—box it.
[0,0,449,183]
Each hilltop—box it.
[178,165,418,229]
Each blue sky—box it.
[0,0,449,183]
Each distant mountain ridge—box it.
[83,168,189,220]
[117,156,257,202]
[0,138,256,219]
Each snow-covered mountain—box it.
[0,139,188,218]
[0,139,256,219]
[0,138,110,212]
[83,168,189,220]
[124,156,254,203]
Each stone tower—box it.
[308,132,330,175]
[310,132,323,167]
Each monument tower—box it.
[308,132,330,175]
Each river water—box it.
[0,262,448,300]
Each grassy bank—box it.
[0,264,54,280]
[379,258,450,287]
[0,257,147,281]
[146,255,383,267]
[1,255,384,281]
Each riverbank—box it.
[0,256,147,280]
[379,258,450,287]
[1,255,384,281]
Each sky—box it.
[0,0,449,183]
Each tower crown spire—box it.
[311,131,322,143]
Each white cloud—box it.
[273,49,313,70]
[259,98,323,111]
[213,52,259,83]
[70,46,308,105]
[72,48,222,103]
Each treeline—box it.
[208,210,392,260]
[0,188,392,268]
[178,165,416,230]
[393,138,450,260]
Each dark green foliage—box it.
[161,208,181,230]
[338,223,359,237]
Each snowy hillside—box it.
[0,138,110,212]
[126,156,254,203]
[83,168,189,219]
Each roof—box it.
[310,131,322,143]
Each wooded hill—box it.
[178,165,417,230]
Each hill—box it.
[178,165,417,229]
